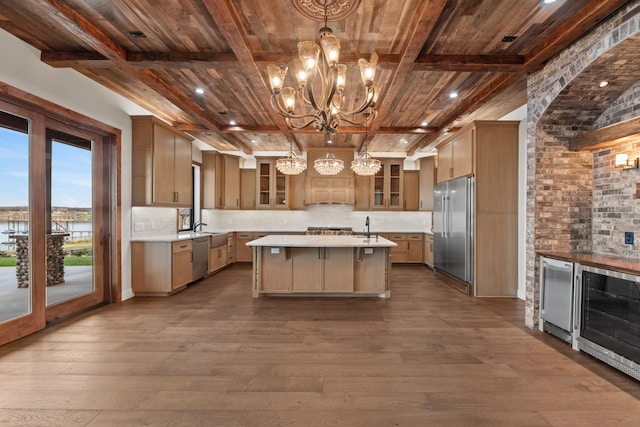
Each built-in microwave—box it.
[576,264,640,381]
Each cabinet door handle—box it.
[236,198,239,207]
[318,248,323,259]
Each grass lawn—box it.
[0,256,92,267]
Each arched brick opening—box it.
[525,2,640,328]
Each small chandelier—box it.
[314,133,344,175]
[267,0,380,135]
[276,137,307,175]
[314,151,344,175]
[351,112,381,176]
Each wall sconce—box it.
[615,153,639,170]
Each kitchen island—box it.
[247,234,396,298]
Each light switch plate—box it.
[364,248,374,254]
[270,247,280,254]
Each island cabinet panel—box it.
[292,248,323,292]
[323,247,355,292]
[259,248,292,292]
[249,235,395,297]
[354,247,388,293]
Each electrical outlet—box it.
[133,222,144,232]
[624,231,634,245]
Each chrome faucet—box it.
[365,216,370,238]
[194,221,208,232]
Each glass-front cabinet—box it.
[256,159,288,209]
[371,160,403,210]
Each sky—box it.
[0,127,92,208]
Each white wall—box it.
[500,104,527,300]
[0,29,151,300]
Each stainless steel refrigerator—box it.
[433,176,473,284]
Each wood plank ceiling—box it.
[0,0,632,155]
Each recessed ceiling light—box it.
[449,91,458,99]
[229,120,237,126]
[195,88,205,94]
[251,139,257,143]
[543,0,557,4]
[599,81,609,88]
[402,139,408,144]
[128,30,146,38]
[421,121,428,128]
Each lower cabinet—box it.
[235,232,254,262]
[209,244,227,273]
[386,233,423,263]
[291,247,354,292]
[131,240,193,296]
[424,233,434,267]
[354,247,388,293]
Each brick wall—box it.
[525,2,640,328]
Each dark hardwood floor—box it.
[0,264,639,426]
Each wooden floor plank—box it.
[0,263,638,427]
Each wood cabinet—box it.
[354,247,389,294]
[371,160,403,210]
[209,244,227,273]
[385,233,423,263]
[209,233,228,273]
[235,232,253,262]
[132,116,193,207]
[202,153,240,209]
[424,233,434,267]
[131,240,193,296]
[419,157,435,211]
[306,177,354,204]
[259,247,292,293]
[354,174,370,210]
[256,158,288,209]
[240,169,256,209]
[403,170,419,211]
[436,128,473,183]
[288,173,307,210]
[290,247,355,293]
[227,232,236,264]
[435,120,519,297]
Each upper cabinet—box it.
[256,158,288,209]
[419,157,435,211]
[305,149,355,205]
[202,152,241,209]
[132,116,193,207]
[239,169,256,209]
[436,128,473,183]
[371,159,403,210]
[403,170,419,211]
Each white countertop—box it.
[130,232,222,243]
[247,234,397,248]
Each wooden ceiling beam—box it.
[523,0,634,68]
[413,0,631,153]
[201,0,292,141]
[365,0,448,151]
[27,0,252,153]
[569,116,640,151]
[174,123,438,135]
[412,54,524,72]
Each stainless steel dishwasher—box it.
[540,256,575,343]
[192,236,210,281]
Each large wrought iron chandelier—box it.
[276,137,307,175]
[266,0,381,136]
[351,111,381,176]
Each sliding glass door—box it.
[0,97,118,345]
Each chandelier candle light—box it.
[267,1,381,136]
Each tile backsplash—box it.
[131,205,432,238]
